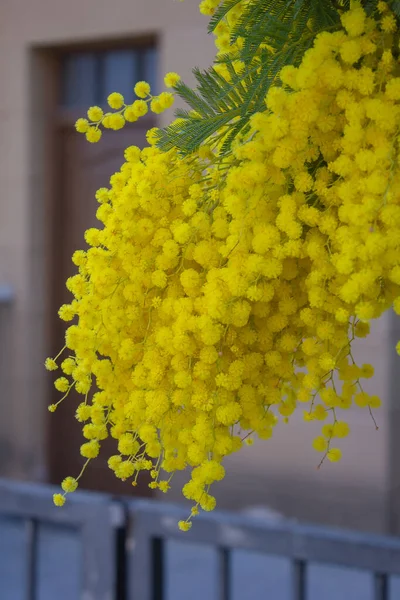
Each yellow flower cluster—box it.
[75,73,180,143]
[48,2,400,524]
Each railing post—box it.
[294,560,306,600]
[388,309,400,536]
[125,509,154,600]
[0,479,118,600]
[375,573,388,600]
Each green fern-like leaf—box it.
[390,0,400,18]
[156,0,395,157]
[208,0,243,31]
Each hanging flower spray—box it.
[47,0,400,530]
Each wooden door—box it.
[48,116,156,497]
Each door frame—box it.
[30,37,158,496]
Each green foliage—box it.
[389,0,400,18]
[155,0,396,156]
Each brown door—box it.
[48,109,156,497]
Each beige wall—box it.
[0,0,398,535]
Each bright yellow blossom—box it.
[49,3,400,529]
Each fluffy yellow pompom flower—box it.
[132,100,148,117]
[107,114,125,131]
[75,403,91,422]
[45,358,58,371]
[333,421,350,438]
[85,127,102,143]
[150,98,163,114]
[124,106,138,122]
[159,481,171,493]
[80,441,100,459]
[53,493,66,507]
[87,106,104,121]
[340,4,366,36]
[381,14,397,32]
[327,448,342,463]
[164,72,181,88]
[61,477,78,493]
[134,81,151,98]
[54,377,69,393]
[313,436,328,452]
[75,118,89,133]
[107,92,124,109]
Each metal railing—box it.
[1,478,400,600]
[0,478,118,600]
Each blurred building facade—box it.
[1,0,400,536]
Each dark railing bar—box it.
[220,548,230,600]
[152,538,164,600]
[375,573,388,600]
[294,559,306,600]
[25,518,37,600]
[115,512,128,600]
